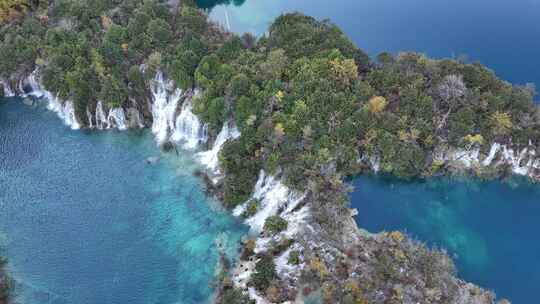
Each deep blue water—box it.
[208,0,540,90]
[352,175,540,303]
[0,99,246,304]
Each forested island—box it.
[1,0,538,303]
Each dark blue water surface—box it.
[208,0,540,89]
[352,175,540,303]
[0,99,246,304]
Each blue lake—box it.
[203,0,540,302]
[352,175,540,303]
[0,99,246,304]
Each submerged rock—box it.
[22,98,33,106]
[146,156,160,165]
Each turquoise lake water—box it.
[201,0,540,302]
[0,99,246,304]
[352,175,540,303]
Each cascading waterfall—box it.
[1,79,15,97]
[10,69,244,174]
[150,72,183,144]
[86,107,94,129]
[44,91,81,130]
[198,122,240,172]
[150,71,208,149]
[171,101,208,150]
[107,107,128,130]
[95,101,108,130]
[17,79,26,97]
[25,72,46,99]
[10,69,206,136]
[3,71,82,130]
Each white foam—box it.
[197,122,240,172]
[45,91,80,130]
[107,107,128,130]
[86,106,94,128]
[171,101,208,149]
[24,71,46,98]
[482,143,500,166]
[150,72,208,148]
[94,101,107,129]
[1,79,15,97]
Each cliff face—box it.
[2,72,505,304]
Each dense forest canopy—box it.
[1,0,539,205]
[0,0,538,203]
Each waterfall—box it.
[107,108,128,130]
[44,91,81,130]
[171,101,208,149]
[86,106,94,129]
[198,122,240,172]
[150,71,208,149]
[25,71,46,99]
[17,78,25,96]
[1,79,15,97]
[150,72,182,144]
[95,101,108,130]
[3,70,81,129]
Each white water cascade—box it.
[9,71,81,129]
[86,107,94,128]
[44,91,81,130]
[95,101,108,130]
[1,79,15,97]
[434,142,540,181]
[107,107,128,130]
[171,101,208,149]
[198,122,240,172]
[151,72,182,143]
[23,71,46,99]
[150,71,208,148]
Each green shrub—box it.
[219,287,254,304]
[244,199,259,218]
[264,215,288,235]
[288,250,301,265]
[250,255,276,291]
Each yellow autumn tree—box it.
[274,122,285,142]
[490,111,513,136]
[367,96,387,114]
[329,57,358,87]
[0,0,31,23]
[463,134,485,146]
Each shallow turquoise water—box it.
[351,175,540,303]
[0,99,247,304]
[206,0,540,89]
